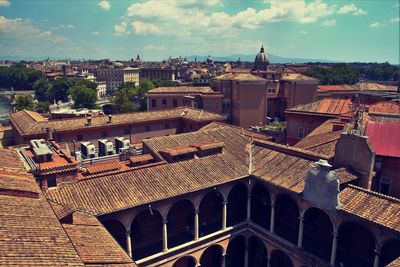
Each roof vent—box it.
[86,115,92,126]
[108,114,112,123]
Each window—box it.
[379,177,391,195]
[173,99,177,107]
[162,99,167,108]
[297,127,305,138]
[47,177,57,188]
[77,135,83,141]
[101,131,107,138]
[124,127,130,135]
[151,99,156,108]
[145,125,150,132]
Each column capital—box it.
[374,249,381,255]
[298,215,304,221]
[125,230,131,235]
[162,219,168,224]
[222,200,228,205]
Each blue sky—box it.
[0,0,399,63]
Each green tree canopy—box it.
[304,64,359,85]
[14,93,34,111]
[33,78,53,102]
[35,101,50,113]
[0,64,43,90]
[75,79,97,91]
[68,85,97,109]
[52,78,74,102]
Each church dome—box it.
[206,54,214,64]
[254,45,269,63]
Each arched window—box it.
[102,219,127,250]
[227,184,248,226]
[274,194,299,244]
[131,209,163,260]
[270,250,293,267]
[199,191,223,237]
[303,208,333,262]
[200,245,223,267]
[226,235,245,267]
[336,222,375,266]
[250,183,271,230]
[172,256,197,267]
[167,200,195,248]
[379,239,400,267]
[248,236,268,267]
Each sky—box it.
[0,0,399,63]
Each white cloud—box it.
[98,0,110,11]
[395,3,399,8]
[67,24,75,29]
[131,21,161,35]
[0,0,10,7]
[118,0,337,37]
[389,17,400,23]
[91,31,100,36]
[144,44,167,50]
[338,4,367,15]
[299,30,308,34]
[114,21,127,36]
[321,19,336,26]
[370,22,381,28]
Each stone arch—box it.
[250,183,271,230]
[303,207,334,262]
[131,208,163,260]
[274,193,299,244]
[225,235,246,267]
[167,199,195,248]
[270,249,293,267]
[379,239,400,267]
[102,219,127,250]
[199,190,223,237]
[200,244,224,267]
[336,221,376,267]
[227,183,248,226]
[248,235,268,267]
[172,255,197,267]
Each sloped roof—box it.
[147,86,214,94]
[286,98,352,116]
[214,72,265,81]
[368,101,400,114]
[10,107,226,136]
[365,121,400,157]
[339,185,400,232]
[280,73,317,81]
[318,82,398,92]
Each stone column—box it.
[267,255,271,267]
[247,193,252,221]
[221,253,226,267]
[373,248,380,267]
[297,214,304,248]
[270,201,275,233]
[194,209,199,240]
[125,230,132,258]
[162,219,168,251]
[222,201,227,229]
[244,238,249,267]
[330,231,338,266]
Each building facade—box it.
[97,67,140,92]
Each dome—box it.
[206,54,213,63]
[254,45,269,63]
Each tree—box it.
[33,78,53,102]
[68,85,97,109]
[135,78,154,111]
[75,79,97,91]
[14,93,34,111]
[35,101,50,113]
[52,78,74,102]
[0,64,43,90]
[112,87,137,113]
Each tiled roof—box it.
[318,83,398,92]
[86,162,122,175]
[387,257,400,266]
[368,101,400,114]
[252,140,358,193]
[280,73,317,81]
[160,146,198,157]
[365,121,400,157]
[147,86,214,94]
[214,73,266,81]
[0,149,84,266]
[286,98,352,116]
[295,130,341,158]
[339,185,400,232]
[10,107,226,136]
[191,141,224,151]
[129,153,154,164]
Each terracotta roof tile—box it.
[286,98,352,116]
[147,86,213,94]
[368,101,400,114]
[339,185,400,232]
[86,162,122,175]
[129,153,154,164]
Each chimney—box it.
[108,114,112,123]
[303,159,340,210]
[334,132,375,189]
[45,127,54,141]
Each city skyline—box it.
[0,0,399,63]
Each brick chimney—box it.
[86,115,92,126]
[45,127,54,141]
[108,114,112,123]
[334,132,375,189]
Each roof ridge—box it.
[253,139,330,161]
[346,184,400,204]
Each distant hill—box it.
[185,54,339,64]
